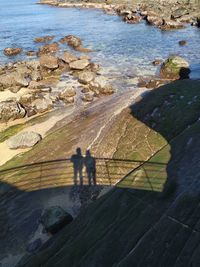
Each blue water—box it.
[0,0,200,82]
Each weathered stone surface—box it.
[60,35,82,48]
[0,100,26,122]
[78,71,95,84]
[38,42,59,55]
[81,92,94,102]
[31,97,53,113]
[59,52,78,64]
[40,206,73,234]
[124,14,142,24]
[7,131,42,149]
[4,47,22,56]
[40,55,59,70]
[171,7,189,19]
[59,87,76,101]
[69,59,90,70]
[34,35,54,43]
[89,76,114,95]
[146,15,163,26]
[0,72,29,89]
[160,56,190,79]
[160,19,185,30]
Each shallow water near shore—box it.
[0,0,200,84]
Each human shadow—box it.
[70,147,84,186]
[84,150,96,186]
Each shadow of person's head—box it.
[76,147,82,156]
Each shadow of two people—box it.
[70,148,96,186]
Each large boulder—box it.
[160,56,190,80]
[7,131,42,149]
[78,71,95,84]
[40,55,59,70]
[40,206,73,234]
[59,52,78,64]
[0,100,26,122]
[0,71,29,89]
[4,47,22,56]
[69,59,90,70]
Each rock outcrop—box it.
[4,47,22,56]
[160,55,190,79]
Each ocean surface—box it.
[0,0,200,85]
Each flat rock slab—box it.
[69,59,90,70]
[7,131,42,149]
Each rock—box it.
[40,55,59,70]
[7,131,42,149]
[19,93,36,105]
[160,19,185,30]
[60,35,82,48]
[34,36,54,43]
[81,92,94,102]
[197,17,200,27]
[60,35,92,52]
[59,52,78,64]
[160,56,190,80]
[146,15,163,27]
[38,42,59,55]
[123,14,142,24]
[89,76,114,95]
[179,40,187,46]
[4,47,22,56]
[26,51,36,56]
[152,59,162,66]
[0,100,26,122]
[8,86,21,93]
[69,59,90,70]
[59,87,76,100]
[40,206,73,234]
[79,55,91,60]
[78,71,95,84]
[32,97,53,113]
[27,239,42,253]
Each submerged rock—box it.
[179,40,187,46]
[0,100,26,122]
[7,131,42,149]
[40,206,73,234]
[160,56,190,80]
[34,35,55,43]
[4,47,22,56]
[60,35,82,48]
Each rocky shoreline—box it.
[39,0,200,30]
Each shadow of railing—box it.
[0,158,167,193]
